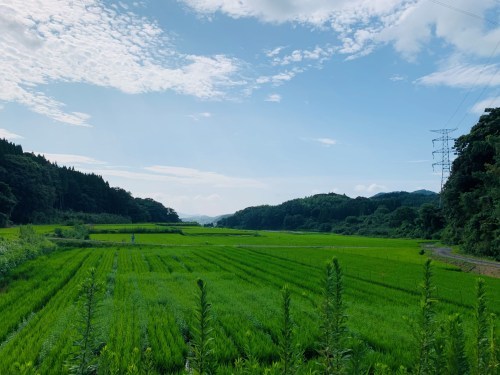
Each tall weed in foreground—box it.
[475,278,489,375]
[279,285,302,375]
[445,314,469,375]
[68,267,103,375]
[189,279,215,375]
[415,259,437,375]
[318,257,349,375]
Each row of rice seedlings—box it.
[0,248,112,373]
[0,249,91,344]
[108,278,147,371]
[36,250,115,374]
[136,268,189,372]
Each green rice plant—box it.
[475,278,489,375]
[68,267,103,375]
[189,279,216,375]
[318,257,349,375]
[233,331,262,375]
[445,314,469,375]
[12,361,40,375]
[99,345,120,375]
[487,313,499,375]
[415,259,437,375]
[126,347,141,375]
[142,347,156,375]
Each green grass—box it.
[0,225,498,373]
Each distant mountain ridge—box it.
[218,190,442,238]
[179,213,231,225]
[371,189,437,198]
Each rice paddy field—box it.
[0,224,498,374]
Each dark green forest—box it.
[218,190,443,238]
[0,140,179,226]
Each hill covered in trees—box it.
[442,107,499,259]
[219,109,499,258]
[218,190,443,238]
[0,139,179,226]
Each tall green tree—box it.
[442,108,500,258]
[0,182,16,227]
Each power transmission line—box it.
[426,0,500,130]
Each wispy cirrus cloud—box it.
[38,152,106,166]
[188,112,213,121]
[470,97,500,114]
[0,1,245,126]
[144,165,265,188]
[390,74,406,82]
[265,94,281,102]
[0,128,24,140]
[354,183,386,194]
[415,63,500,88]
[315,138,337,147]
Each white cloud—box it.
[315,138,337,147]
[182,0,500,61]
[257,68,303,87]
[354,183,387,194]
[265,46,285,57]
[265,94,281,102]
[0,128,24,140]
[0,1,244,126]
[271,45,335,66]
[144,165,266,188]
[415,63,500,88]
[188,111,213,120]
[390,74,406,82]
[470,97,500,114]
[37,152,106,166]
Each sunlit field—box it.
[0,224,498,373]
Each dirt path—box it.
[425,244,500,278]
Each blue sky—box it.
[1,0,499,216]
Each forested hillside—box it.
[442,107,500,259]
[0,139,179,226]
[218,190,442,238]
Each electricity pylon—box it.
[431,128,456,206]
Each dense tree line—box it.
[218,190,443,239]
[442,108,500,259]
[0,139,179,226]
